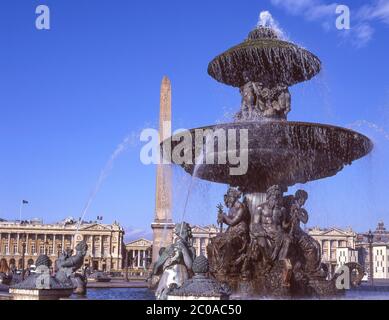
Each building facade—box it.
[372,245,389,279]
[336,247,359,270]
[191,225,219,257]
[308,227,357,276]
[125,238,153,275]
[356,222,389,280]
[0,218,124,272]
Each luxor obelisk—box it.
[151,76,175,264]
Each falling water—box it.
[76,133,137,232]
[347,120,389,141]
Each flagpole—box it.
[19,201,23,222]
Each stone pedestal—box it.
[151,221,175,264]
[167,256,231,301]
[9,288,73,300]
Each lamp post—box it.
[125,250,129,282]
[365,230,374,286]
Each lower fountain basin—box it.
[168,121,373,192]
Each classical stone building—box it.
[125,238,153,274]
[0,218,124,272]
[356,221,389,280]
[308,227,357,276]
[191,225,219,257]
[336,247,359,270]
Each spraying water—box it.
[347,120,389,141]
[76,133,137,231]
[257,11,286,40]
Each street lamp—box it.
[364,230,374,286]
[125,250,129,282]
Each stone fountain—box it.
[166,22,372,298]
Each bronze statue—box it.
[236,71,291,121]
[207,187,250,276]
[55,240,88,295]
[152,222,196,300]
[284,190,324,277]
[241,186,292,277]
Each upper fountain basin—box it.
[208,27,321,88]
[168,121,373,192]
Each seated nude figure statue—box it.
[242,185,291,276]
[207,187,250,276]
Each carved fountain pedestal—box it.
[10,241,88,300]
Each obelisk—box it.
[151,76,175,264]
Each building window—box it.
[4,245,8,254]
[39,245,45,254]
[48,246,53,255]
[31,244,36,254]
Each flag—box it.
[22,200,29,204]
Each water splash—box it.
[76,133,138,231]
[257,11,286,40]
[347,120,389,141]
[178,149,206,236]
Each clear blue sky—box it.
[1,0,389,240]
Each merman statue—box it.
[55,240,88,295]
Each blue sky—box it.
[0,0,389,240]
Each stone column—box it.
[109,233,112,258]
[62,234,65,251]
[7,233,11,255]
[101,235,104,257]
[132,250,135,268]
[151,77,175,265]
[44,234,47,254]
[26,234,29,255]
[17,233,20,255]
[197,238,201,256]
[143,250,146,268]
[91,235,95,257]
[53,234,56,256]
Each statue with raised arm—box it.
[55,240,88,295]
[207,187,250,277]
[283,190,325,278]
[153,222,196,300]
